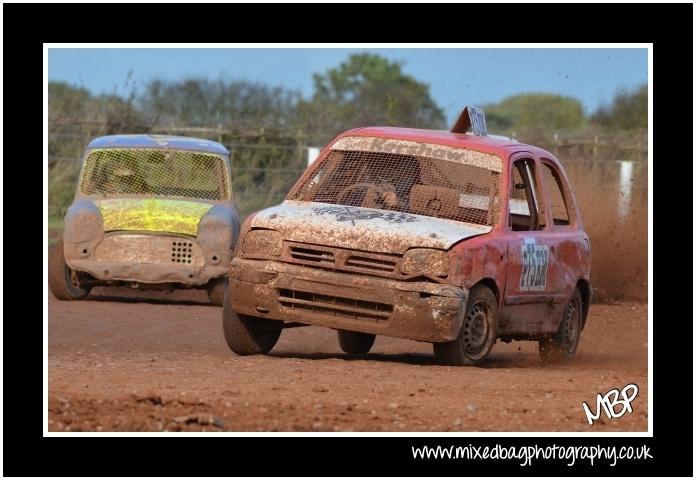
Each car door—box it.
[537,158,585,310]
[501,155,565,337]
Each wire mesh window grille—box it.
[80,149,229,200]
[290,136,503,226]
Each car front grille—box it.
[171,240,194,264]
[345,254,397,273]
[94,234,203,266]
[283,241,401,278]
[289,245,335,265]
[277,288,392,322]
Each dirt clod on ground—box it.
[49,288,648,432]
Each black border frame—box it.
[3,2,692,476]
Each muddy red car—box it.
[223,108,591,365]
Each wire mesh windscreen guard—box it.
[291,136,503,226]
[80,149,229,201]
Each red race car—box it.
[224,107,591,365]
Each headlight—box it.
[401,248,449,277]
[241,229,282,257]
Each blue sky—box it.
[48,47,648,124]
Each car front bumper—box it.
[65,233,227,285]
[228,257,468,342]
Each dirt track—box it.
[48,288,648,432]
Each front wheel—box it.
[539,289,582,362]
[48,238,91,300]
[337,330,376,355]
[433,285,498,365]
[222,288,282,355]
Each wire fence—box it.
[47,123,648,223]
[49,122,320,217]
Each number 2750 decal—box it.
[520,238,549,291]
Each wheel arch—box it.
[471,277,501,307]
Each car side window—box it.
[509,159,544,231]
[540,162,571,226]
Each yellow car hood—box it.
[94,198,213,236]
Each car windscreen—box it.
[80,148,229,201]
[290,136,503,227]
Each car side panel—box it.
[501,231,566,336]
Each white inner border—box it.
[43,43,653,438]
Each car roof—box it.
[87,134,229,155]
[335,126,552,159]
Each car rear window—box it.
[290,136,503,226]
[79,148,229,201]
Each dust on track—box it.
[48,287,648,432]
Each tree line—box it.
[48,53,647,221]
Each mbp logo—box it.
[582,383,639,425]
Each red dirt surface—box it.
[48,288,648,432]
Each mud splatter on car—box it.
[48,134,240,305]
[223,107,591,365]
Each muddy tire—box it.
[222,288,282,355]
[206,277,228,306]
[337,330,376,355]
[433,285,498,366]
[539,289,582,362]
[48,238,91,301]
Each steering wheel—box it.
[336,183,395,207]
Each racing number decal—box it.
[520,238,549,291]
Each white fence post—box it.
[307,147,320,167]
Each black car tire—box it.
[433,284,498,366]
[539,288,583,362]
[337,330,376,355]
[222,288,282,355]
[48,238,91,301]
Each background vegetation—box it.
[49,53,648,235]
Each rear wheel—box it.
[48,238,91,300]
[433,285,498,365]
[539,289,582,362]
[222,287,282,355]
[206,277,228,306]
[337,330,376,355]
